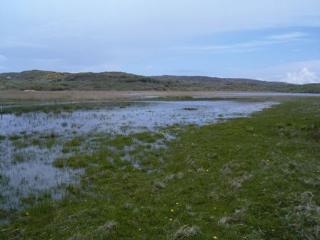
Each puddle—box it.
[0,100,275,211]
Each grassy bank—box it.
[1,98,319,239]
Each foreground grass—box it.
[1,99,320,239]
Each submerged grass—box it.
[1,98,320,239]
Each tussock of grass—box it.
[1,98,320,239]
[173,225,201,239]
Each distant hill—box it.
[153,75,320,93]
[0,70,320,93]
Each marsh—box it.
[0,100,275,211]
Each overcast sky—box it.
[1,0,320,84]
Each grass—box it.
[0,98,320,239]
[6,133,58,150]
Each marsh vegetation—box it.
[0,98,319,239]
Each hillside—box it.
[0,70,320,93]
[153,75,320,93]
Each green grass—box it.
[1,98,320,239]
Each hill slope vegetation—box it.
[0,70,320,92]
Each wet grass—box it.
[54,132,169,170]
[0,98,320,239]
[8,133,58,150]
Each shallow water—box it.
[0,140,82,209]
[0,101,275,136]
[0,100,275,210]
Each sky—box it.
[0,0,320,84]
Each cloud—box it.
[266,32,307,41]
[0,1,319,74]
[283,67,320,84]
[233,60,320,83]
[2,1,320,44]
[179,31,308,53]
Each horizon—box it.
[1,1,320,84]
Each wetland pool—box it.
[0,100,275,212]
